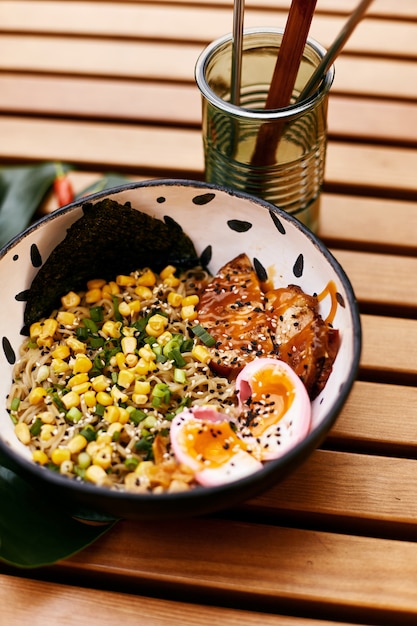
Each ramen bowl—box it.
[0,179,361,520]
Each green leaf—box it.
[0,162,72,249]
[0,456,116,568]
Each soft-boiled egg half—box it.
[170,358,312,487]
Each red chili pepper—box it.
[54,163,74,207]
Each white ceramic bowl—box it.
[0,180,361,519]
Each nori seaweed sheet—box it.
[24,198,199,327]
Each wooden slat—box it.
[1,2,417,61]
[57,517,417,623]
[1,574,347,626]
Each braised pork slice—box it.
[196,254,275,378]
[265,285,339,398]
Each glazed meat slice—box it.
[196,254,275,378]
[265,285,339,398]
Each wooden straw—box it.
[250,0,317,167]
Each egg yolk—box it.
[180,419,247,469]
[242,367,295,438]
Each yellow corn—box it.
[52,344,71,360]
[116,274,136,287]
[125,353,138,368]
[181,305,197,321]
[104,405,120,423]
[107,421,124,437]
[118,407,130,424]
[61,390,80,409]
[67,434,88,454]
[91,375,111,392]
[51,358,71,374]
[159,265,176,279]
[28,386,47,405]
[134,380,151,395]
[56,311,76,327]
[95,391,113,406]
[86,440,100,456]
[41,318,58,338]
[191,344,211,364]
[157,331,173,346]
[85,464,108,485]
[135,285,153,300]
[101,320,121,339]
[40,424,56,441]
[128,300,141,314]
[71,381,91,395]
[102,281,120,299]
[121,335,137,355]
[83,390,97,408]
[117,369,135,389]
[163,275,180,287]
[32,450,49,465]
[61,291,81,309]
[138,344,156,362]
[167,292,183,307]
[67,373,89,388]
[37,336,54,348]
[66,336,86,354]
[132,393,148,406]
[72,354,93,374]
[110,386,128,404]
[182,294,199,307]
[97,433,112,445]
[92,445,113,469]
[85,288,102,304]
[145,313,168,337]
[118,301,131,317]
[137,269,156,287]
[15,422,31,445]
[29,322,43,340]
[134,358,151,376]
[87,278,106,290]
[38,411,56,424]
[60,460,74,475]
[51,447,71,465]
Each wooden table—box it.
[1,1,417,624]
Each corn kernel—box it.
[51,358,71,374]
[159,265,176,279]
[102,281,120,299]
[29,387,47,405]
[134,380,151,395]
[163,275,181,287]
[38,411,56,424]
[66,336,86,354]
[85,288,102,304]
[91,375,111,392]
[60,460,74,475]
[83,390,97,408]
[125,353,138,368]
[116,274,136,287]
[182,294,199,307]
[146,313,168,337]
[135,285,153,300]
[181,305,197,321]
[85,464,108,485]
[139,344,156,362]
[137,269,156,287]
[128,300,141,314]
[61,291,81,309]
[191,344,211,364]
[40,424,56,441]
[86,441,100,456]
[32,450,49,465]
[107,421,124,437]
[92,445,113,469]
[41,318,58,338]
[71,381,91,395]
[56,311,76,327]
[15,422,31,445]
[117,369,135,389]
[67,434,88,454]
[72,353,93,374]
[114,352,127,370]
[157,331,173,346]
[134,358,151,376]
[118,301,131,317]
[52,344,71,360]
[132,393,148,406]
[110,386,128,403]
[97,433,112,445]
[67,373,89,388]
[87,278,106,290]
[118,407,130,424]
[51,447,71,465]
[167,292,183,307]
[101,320,122,339]
[104,405,120,423]
[29,322,43,340]
[62,390,80,409]
[121,335,137,355]
[96,391,113,406]
[37,336,54,348]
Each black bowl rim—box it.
[0,178,362,511]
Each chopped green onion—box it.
[30,418,42,436]
[89,336,105,349]
[76,327,89,341]
[112,295,122,321]
[125,457,139,471]
[129,408,147,425]
[79,425,97,442]
[77,451,91,469]
[95,404,105,417]
[174,368,187,384]
[168,347,186,368]
[191,324,216,347]
[181,338,194,352]
[82,317,98,333]
[66,406,82,423]
[89,306,104,323]
[10,397,20,412]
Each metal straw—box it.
[230,0,245,105]
[297,0,374,102]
